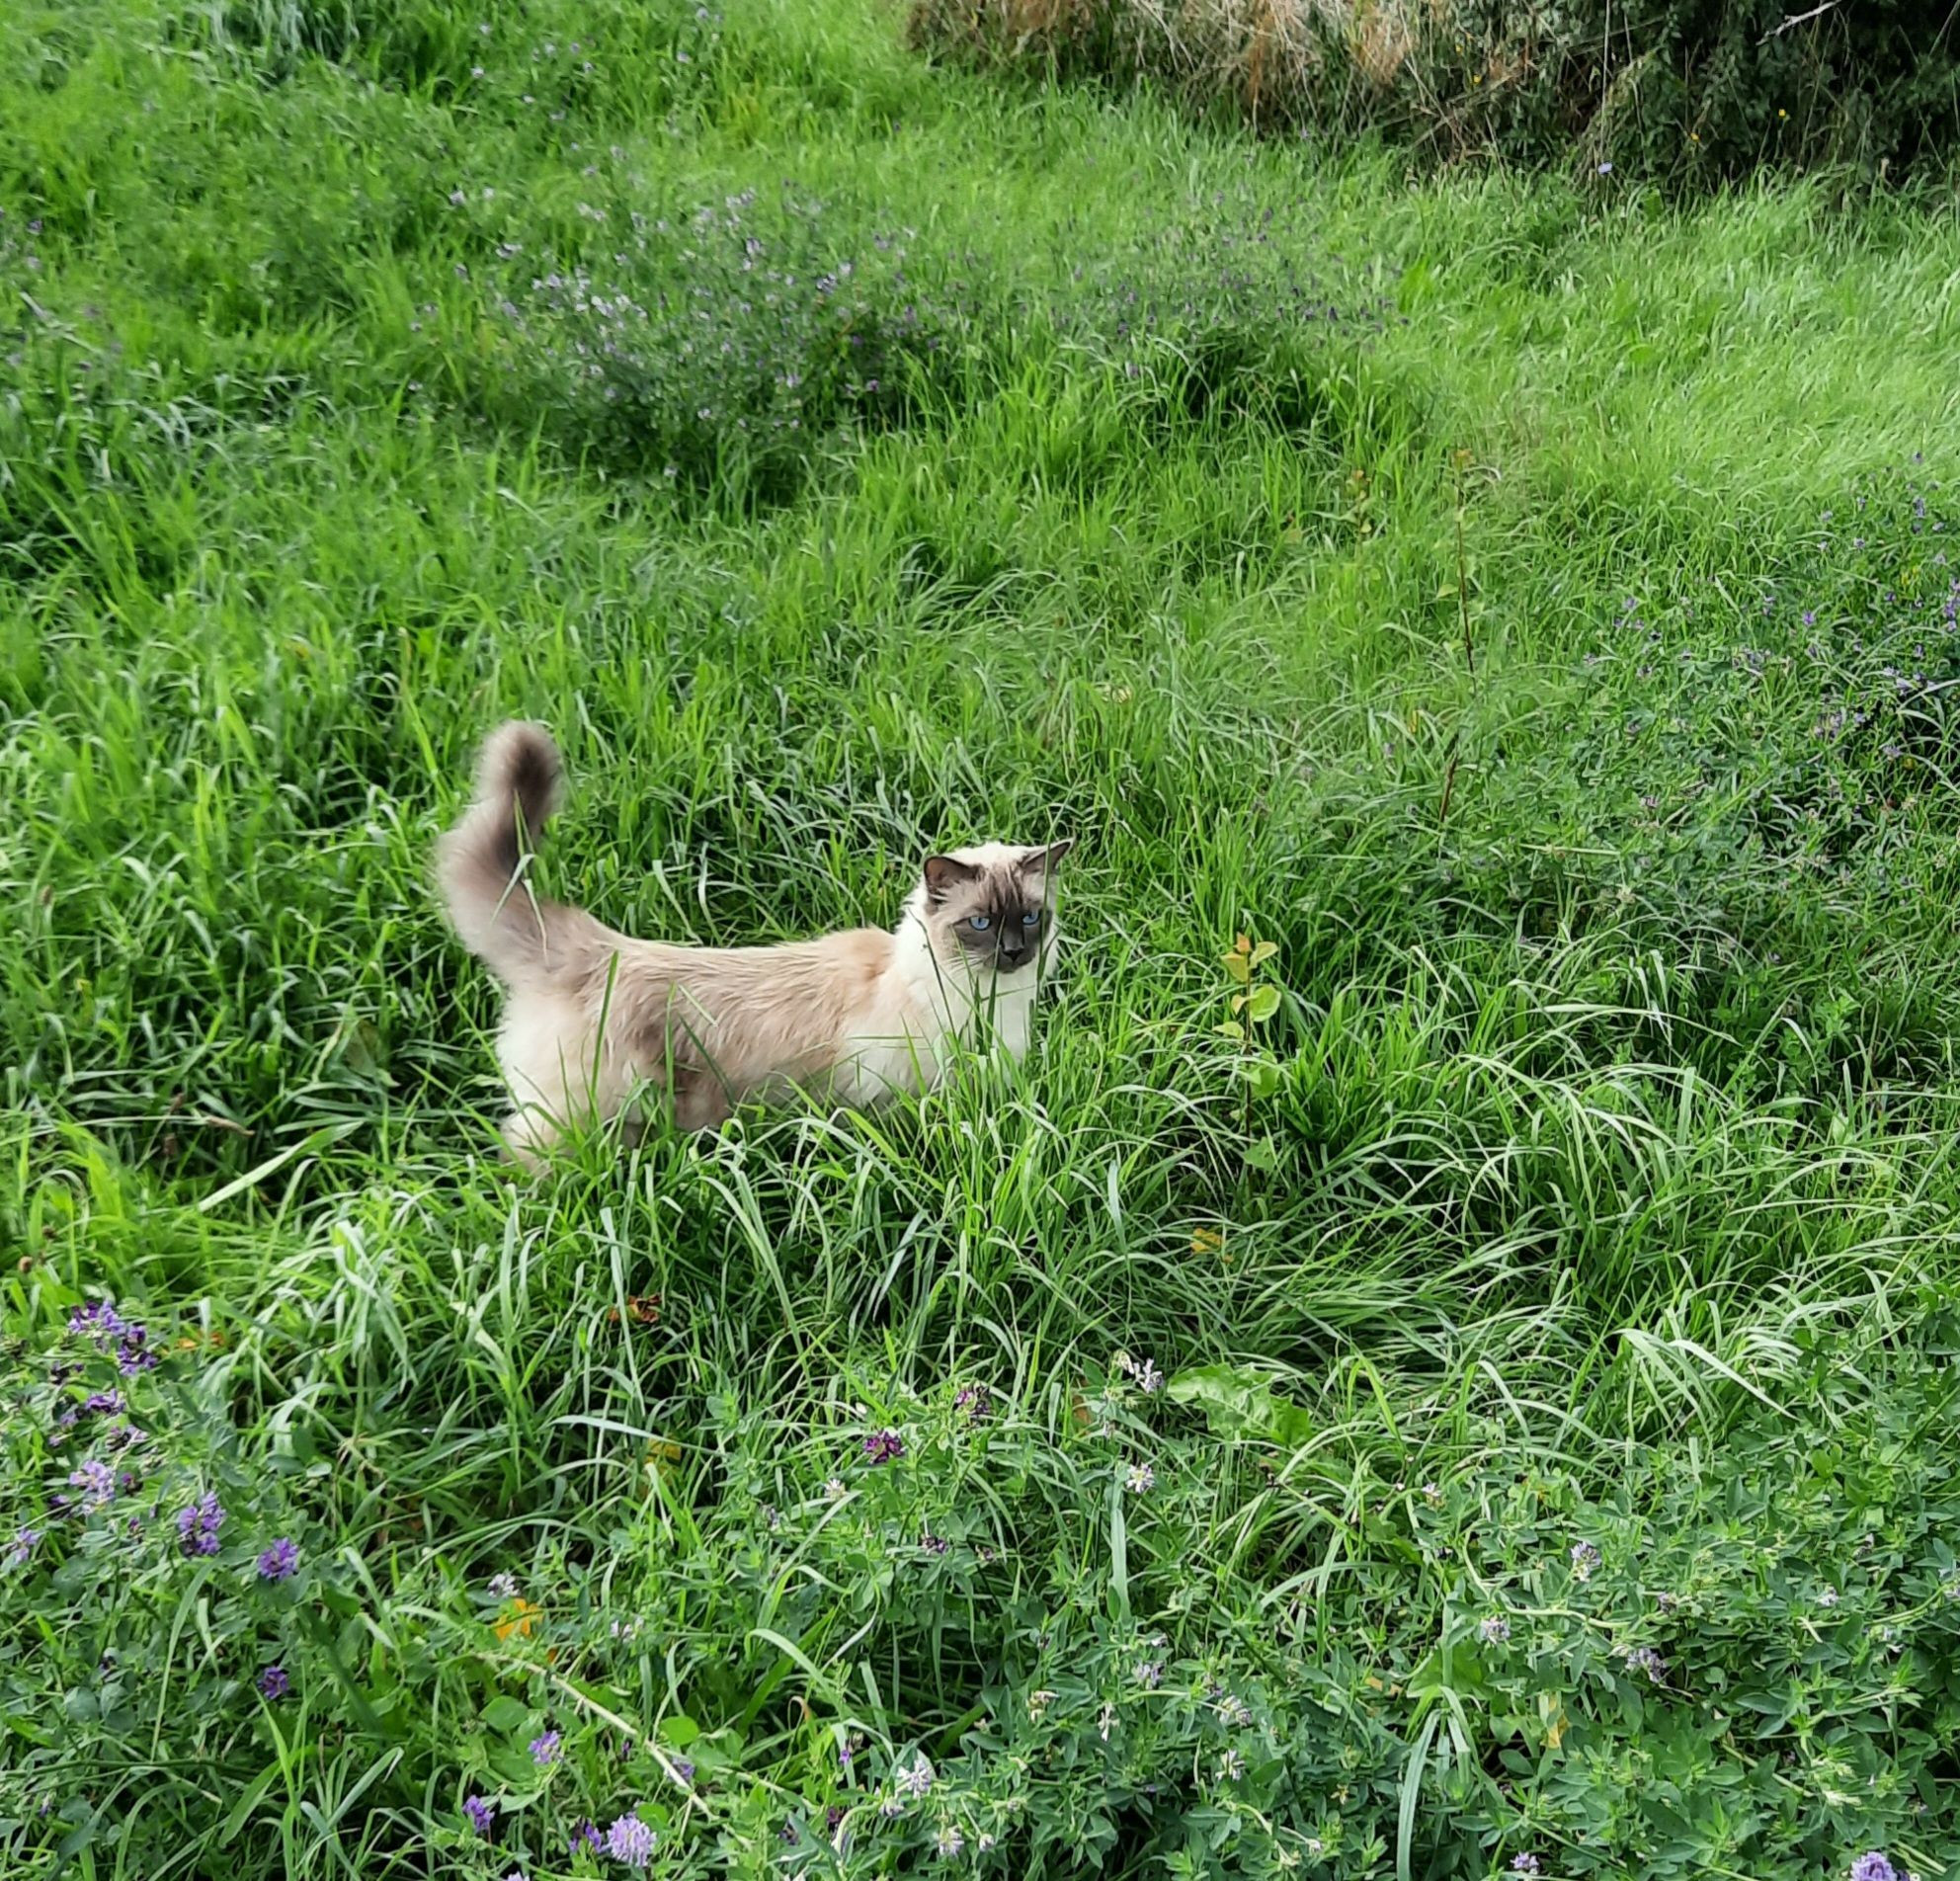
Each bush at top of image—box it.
[907,0,1960,187]
[455,180,1393,499]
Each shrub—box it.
[906,0,1960,186]
[459,180,1391,497]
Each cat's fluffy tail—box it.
[436,722,601,986]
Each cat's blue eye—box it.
[970,915,992,932]
[1021,911,1039,927]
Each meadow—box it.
[4,1,1960,1876]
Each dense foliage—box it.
[907,0,1960,187]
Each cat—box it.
[436,721,1072,1165]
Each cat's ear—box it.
[923,855,981,903]
[1021,839,1075,873]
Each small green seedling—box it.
[1218,933,1286,1174]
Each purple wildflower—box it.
[861,1429,905,1466]
[953,1384,990,1422]
[1624,1645,1668,1683]
[1480,1614,1511,1644]
[1570,1539,1600,1581]
[1596,161,1612,175]
[570,1820,604,1855]
[177,1492,224,1557]
[935,1824,965,1858]
[530,1730,563,1766]
[1849,1857,1897,1881]
[606,1812,654,1867]
[895,1753,936,1798]
[67,1459,116,1513]
[672,1757,695,1783]
[257,1538,299,1582]
[1125,1462,1155,1494]
[921,1529,950,1556]
[1512,1858,1541,1876]
[7,1527,41,1568]
[1134,1660,1164,1687]
[69,1300,130,1344]
[486,1571,518,1599]
[257,1664,290,1701]
[463,1794,495,1838]
[82,1390,125,1417]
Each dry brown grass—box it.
[907,0,1494,145]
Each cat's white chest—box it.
[842,926,1050,1104]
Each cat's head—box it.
[914,840,1074,976]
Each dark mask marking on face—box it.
[953,892,1045,973]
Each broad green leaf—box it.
[482,1695,531,1736]
[1167,1364,1315,1448]
[1246,984,1280,1023]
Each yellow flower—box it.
[494,1596,539,1642]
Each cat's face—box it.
[920,841,1073,976]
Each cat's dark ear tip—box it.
[1030,838,1075,867]
[923,854,977,901]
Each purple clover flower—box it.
[953,1384,990,1421]
[7,1527,41,1568]
[570,1820,604,1855]
[257,1537,299,1582]
[1570,1539,1600,1581]
[1480,1614,1511,1644]
[177,1492,224,1557]
[67,1459,116,1512]
[69,1300,130,1343]
[1849,1856,1897,1881]
[1624,1645,1668,1683]
[82,1390,125,1417]
[606,1811,655,1867]
[117,1325,158,1375]
[530,1729,563,1766]
[257,1664,290,1701]
[861,1429,904,1466]
[1512,1858,1541,1876]
[463,1794,495,1837]
[1125,1461,1155,1494]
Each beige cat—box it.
[437,722,1072,1164]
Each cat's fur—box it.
[436,721,1071,1164]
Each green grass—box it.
[4,2,1960,1877]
